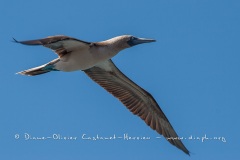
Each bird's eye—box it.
[130,36,136,40]
[127,36,137,46]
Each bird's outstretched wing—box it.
[84,59,189,155]
[13,35,91,57]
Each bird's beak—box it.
[128,37,156,46]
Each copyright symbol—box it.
[15,134,20,139]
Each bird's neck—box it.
[100,39,129,53]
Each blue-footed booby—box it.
[14,35,189,155]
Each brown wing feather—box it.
[13,35,91,57]
[84,59,189,155]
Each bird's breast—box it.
[54,47,118,72]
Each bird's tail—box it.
[17,64,50,76]
[17,58,60,76]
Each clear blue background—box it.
[1,0,239,159]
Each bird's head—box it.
[103,35,156,51]
[126,35,156,47]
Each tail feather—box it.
[17,64,50,76]
[17,58,60,76]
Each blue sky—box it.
[1,0,240,159]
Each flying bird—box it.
[14,35,189,155]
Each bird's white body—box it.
[54,46,111,71]
[48,36,130,71]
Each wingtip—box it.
[181,147,191,156]
[12,37,19,43]
[180,144,190,156]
